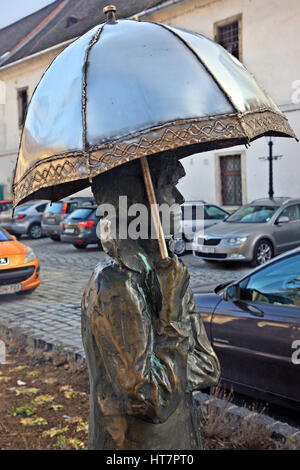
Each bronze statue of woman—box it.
[81,154,220,450]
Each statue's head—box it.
[91,154,185,264]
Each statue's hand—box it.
[156,256,190,331]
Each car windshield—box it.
[0,228,13,241]
[225,205,279,223]
[0,202,13,212]
[45,202,63,214]
[15,204,35,213]
[67,208,94,220]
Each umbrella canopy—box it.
[12,8,296,207]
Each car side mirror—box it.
[222,283,240,302]
[277,216,290,224]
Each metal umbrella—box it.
[12,5,297,259]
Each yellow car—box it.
[0,227,40,295]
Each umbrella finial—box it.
[103,5,117,23]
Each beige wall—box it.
[0,51,61,155]
[0,46,95,200]
[146,0,300,205]
[0,50,63,197]
[145,0,300,106]
[0,0,299,203]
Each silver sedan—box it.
[0,200,49,239]
[193,197,300,265]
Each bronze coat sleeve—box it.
[83,265,190,424]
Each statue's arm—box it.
[155,257,220,391]
[187,290,221,390]
[82,269,188,424]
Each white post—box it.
[0,340,6,364]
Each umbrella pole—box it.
[140,157,169,260]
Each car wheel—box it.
[174,238,186,256]
[28,223,42,239]
[252,239,273,266]
[73,243,87,249]
[50,235,60,241]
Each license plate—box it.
[198,245,215,254]
[0,284,21,295]
[65,228,75,234]
[47,218,56,224]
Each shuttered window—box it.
[220,155,242,206]
[217,21,239,59]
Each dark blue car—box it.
[60,206,102,250]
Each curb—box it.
[194,391,300,447]
[0,321,85,364]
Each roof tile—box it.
[0,0,167,66]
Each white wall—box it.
[245,110,300,201]
[0,153,16,198]
[178,152,216,202]
[0,48,100,200]
[178,109,300,205]
[1,0,299,203]
[148,0,300,105]
[147,0,300,204]
[0,49,63,198]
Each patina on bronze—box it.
[82,154,220,450]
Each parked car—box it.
[0,227,40,295]
[0,200,49,239]
[174,201,229,255]
[0,200,13,213]
[60,206,102,249]
[42,197,95,241]
[194,247,300,410]
[193,197,300,265]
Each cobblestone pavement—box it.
[0,237,251,359]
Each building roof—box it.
[0,1,63,60]
[0,0,167,66]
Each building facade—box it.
[0,0,165,200]
[142,0,300,208]
[0,0,299,208]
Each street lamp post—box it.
[268,138,274,199]
[259,137,283,200]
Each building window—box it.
[220,155,242,206]
[214,14,242,60]
[17,88,28,128]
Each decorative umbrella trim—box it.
[12,109,295,207]
[240,109,297,140]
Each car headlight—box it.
[225,236,248,246]
[24,247,36,263]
